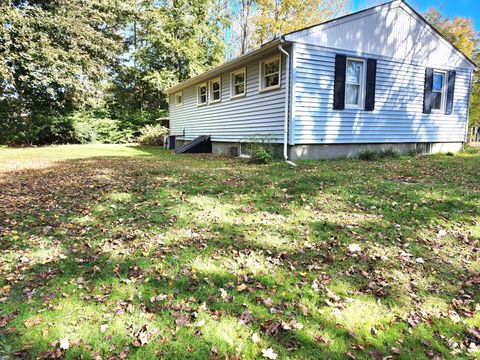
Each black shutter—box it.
[365,59,377,111]
[423,68,434,114]
[445,70,456,115]
[333,55,346,110]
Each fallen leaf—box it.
[24,317,42,328]
[236,284,248,292]
[262,347,277,359]
[348,243,362,253]
[252,332,261,344]
[0,310,18,327]
[59,337,69,350]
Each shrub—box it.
[243,137,277,164]
[379,147,400,159]
[137,124,169,146]
[358,147,400,161]
[251,145,275,164]
[0,108,167,145]
[358,149,378,161]
[0,114,77,145]
[462,146,479,154]
[407,147,423,157]
[446,151,455,156]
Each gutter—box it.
[166,39,283,94]
[278,39,296,166]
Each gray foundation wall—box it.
[288,142,464,160]
[176,139,464,160]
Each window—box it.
[345,58,366,108]
[175,91,183,106]
[260,55,281,91]
[197,83,207,105]
[209,78,221,103]
[231,68,246,98]
[432,70,446,112]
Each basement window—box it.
[231,68,246,98]
[197,83,208,106]
[259,55,281,91]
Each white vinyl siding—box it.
[285,4,474,70]
[169,53,287,143]
[291,43,471,144]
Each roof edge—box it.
[398,1,477,68]
[165,39,284,94]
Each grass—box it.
[0,144,479,359]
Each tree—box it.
[109,0,227,112]
[470,51,480,131]
[227,0,257,57]
[424,9,479,59]
[423,8,480,130]
[254,0,350,44]
[0,0,132,118]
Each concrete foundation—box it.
[175,139,464,160]
[288,142,464,160]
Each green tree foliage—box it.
[108,0,227,113]
[470,51,480,129]
[424,9,480,129]
[0,0,131,116]
[0,0,226,144]
[0,0,134,143]
[254,0,350,44]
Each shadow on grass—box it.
[0,151,479,359]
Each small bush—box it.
[407,147,423,157]
[379,147,400,159]
[242,137,278,164]
[137,124,169,146]
[358,149,378,161]
[462,146,479,154]
[358,147,399,161]
[251,146,275,164]
[446,151,454,156]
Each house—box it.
[166,0,476,160]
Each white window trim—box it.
[197,83,208,106]
[344,57,367,110]
[209,77,222,104]
[431,70,447,114]
[259,54,282,92]
[175,91,183,106]
[230,67,246,99]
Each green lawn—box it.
[0,144,479,359]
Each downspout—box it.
[278,39,296,166]
[464,69,474,145]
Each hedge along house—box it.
[166,0,476,160]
